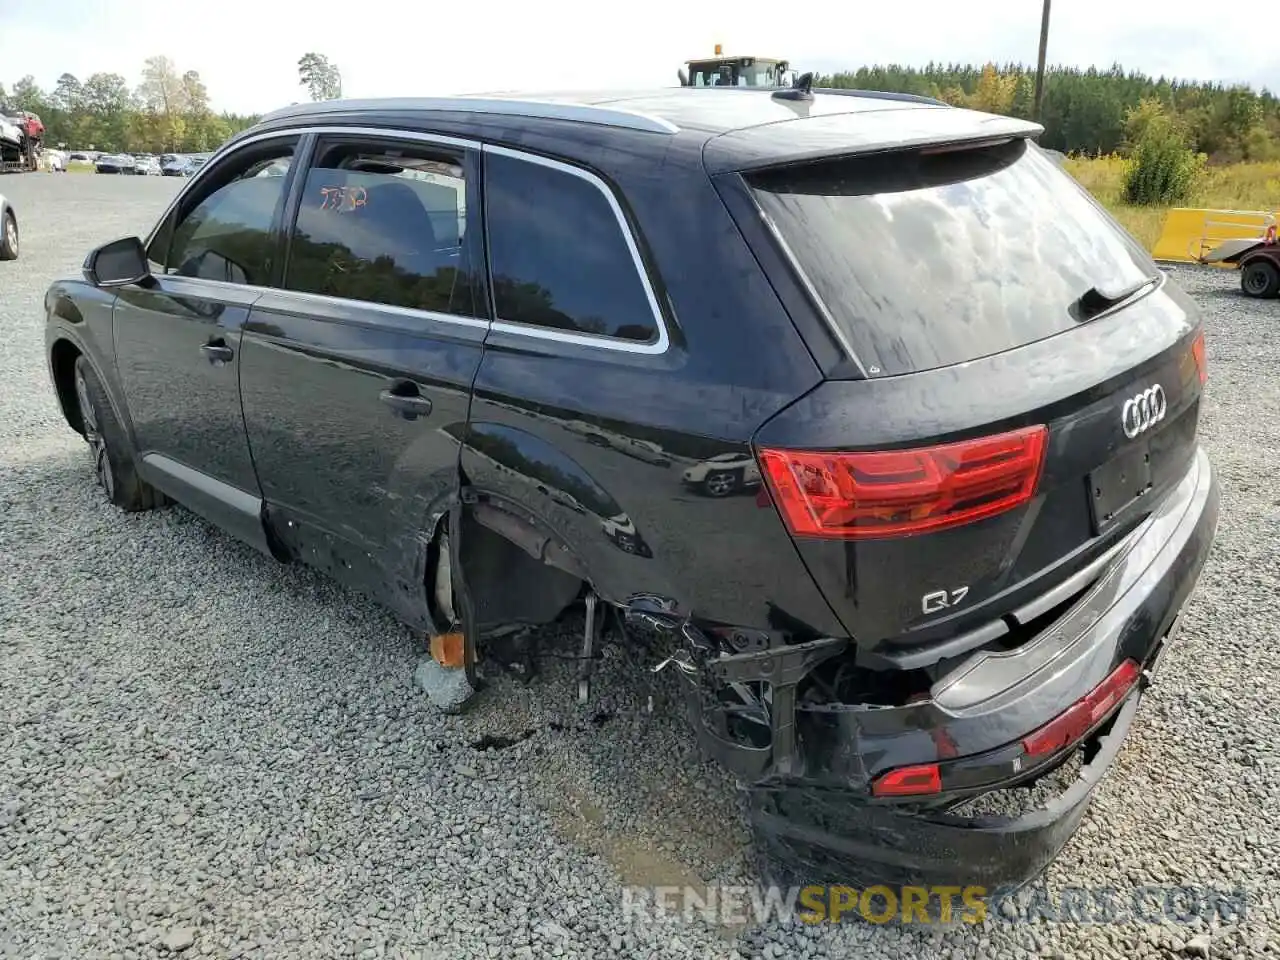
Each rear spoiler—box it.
[704,108,1044,175]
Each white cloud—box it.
[4,0,1279,114]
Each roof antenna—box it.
[772,71,815,102]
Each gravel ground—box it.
[1,174,1278,960]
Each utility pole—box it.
[1033,0,1052,121]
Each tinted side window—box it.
[484,152,658,343]
[284,138,477,318]
[166,145,295,285]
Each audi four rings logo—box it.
[1121,384,1167,439]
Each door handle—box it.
[379,387,433,420]
[201,341,234,364]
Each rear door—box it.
[113,134,300,554]
[732,137,1207,653]
[237,130,488,610]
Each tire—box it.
[702,469,741,498]
[72,356,165,512]
[1241,260,1280,298]
[0,210,17,260]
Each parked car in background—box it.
[134,156,162,176]
[682,452,762,497]
[567,419,672,466]
[161,156,191,176]
[94,154,135,174]
[43,89,1219,892]
[0,192,17,260]
[44,149,67,172]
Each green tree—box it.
[1010,75,1036,119]
[51,73,84,113]
[6,60,257,153]
[136,56,188,151]
[80,72,135,150]
[1123,115,1204,205]
[10,75,46,112]
[137,57,185,112]
[814,62,1280,158]
[1220,86,1263,143]
[1124,97,1173,146]
[968,64,1016,115]
[1244,126,1278,161]
[298,53,342,101]
[180,70,213,151]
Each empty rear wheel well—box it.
[50,339,85,435]
[453,497,590,635]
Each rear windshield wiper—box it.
[1069,275,1160,323]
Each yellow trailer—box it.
[1152,208,1279,265]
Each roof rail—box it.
[260,96,680,135]
[813,87,950,107]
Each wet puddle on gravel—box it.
[456,620,753,924]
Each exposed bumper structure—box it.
[670,447,1219,888]
[746,667,1147,889]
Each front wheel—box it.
[702,469,741,498]
[1241,260,1280,298]
[0,211,17,260]
[72,356,164,512]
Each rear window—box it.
[747,139,1156,376]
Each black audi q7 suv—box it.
[43,86,1219,890]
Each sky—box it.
[3,0,1279,115]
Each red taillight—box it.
[758,425,1048,540]
[1021,659,1141,758]
[871,763,942,798]
[1191,330,1208,386]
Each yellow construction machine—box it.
[678,45,797,89]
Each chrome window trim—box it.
[155,275,490,333]
[482,143,671,356]
[157,273,271,307]
[146,125,671,356]
[253,286,492,332]
[261,97,680,136]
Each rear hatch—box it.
[732,135,1208,664]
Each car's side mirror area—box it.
[83,236,152,288]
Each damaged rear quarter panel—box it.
[460,125,842,634]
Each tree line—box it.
[1,52,346,155]
[0,57,257,154]
[821,63,1280,163]
[7,54,1265,200]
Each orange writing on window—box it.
[318,185,369,212]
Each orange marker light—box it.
[430,632,467,670]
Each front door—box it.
[236,131,489,618]
[112,135,301,554]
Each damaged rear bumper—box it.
[668,446,1218,888]
[745,682,1145,889]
